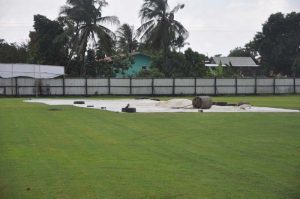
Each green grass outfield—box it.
[0,96,299,199]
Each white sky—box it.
[0,0,299,56]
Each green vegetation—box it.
[137,0,188,73]
[1,0,299,77]
[237,12,300,76]
[149,48,208,77]
[0,96,300,199]
[0,39,28,63]
[116,24,139,54]
[59,0,120,76]
[213,95,300,110]
[28,15,68,66]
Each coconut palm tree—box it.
[60,0,119,76]
[137,0,188,62]
[116,24,139,54]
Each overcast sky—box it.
[0,0,299,56]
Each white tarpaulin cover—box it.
[0,63,64,79]
[25,99,300,113]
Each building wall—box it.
[117,54,152,77]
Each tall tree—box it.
[116,24,138,53]
[248,12,300,75]
[137,0,188,65]
[28,15,68,66]
[60,0,119,76]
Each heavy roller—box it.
[192,96,213,109]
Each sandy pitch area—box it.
[25,99,300,113]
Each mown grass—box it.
[0,96,300,199]
[212,95,300,110]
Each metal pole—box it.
[34,66,37,97]
[294,77,296,94]
[172,78,175,96]
[214,77,217,96]
[152,78,154,96]
[62,77,65,96]
[35,79,38,97]
[130,77,132,96]
[15,77,18,97]
[254,77,257,95]
[11,64,14,96]
[235,77,238,95]
[273,78,276,95]
[108,77,111,95]
[194,78,197,96]
[38,65,41,97]
[85,77,88,96]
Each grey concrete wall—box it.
[0,78,16,95]
[237,79,255,94]
[87,79,109,95]
[216,79,236,95]
[132,79,152,95]
[42,79,64,95]
[296,78,300,93]
[175,79,195,95]
[275,79,294,94]
[196,79,215,95]
[0,78,299,96]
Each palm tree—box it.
[137,0,188,62]
[171,35,190,52]
[116,24,138,54]
[60,0,119,76]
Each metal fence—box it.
[0,77,299,96]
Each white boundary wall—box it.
[0,78,299,96]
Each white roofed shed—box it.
[0,63,65,79]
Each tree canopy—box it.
[228,47,254,58]
[150,48,206,77]
[137,0,189,65]
[247,12,300,76]
[116,24,138,54]
[28,15,68,66]
[60,0,119,76]
[0,39,28,63]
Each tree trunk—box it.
[66,49,74,74]
[80,42,87,77]
[163,43,169,76]
[66,22,80,75]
